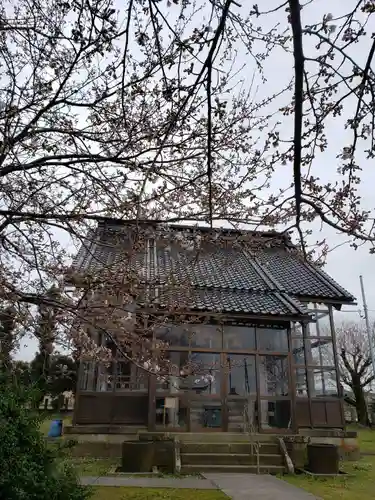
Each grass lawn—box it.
[71,457,119,476]
[351,426,375,454]
[92,488,227,500]
[71,457,202,478]
[40,413,72,435]
[283,456,375,500]
[282,427,375,500]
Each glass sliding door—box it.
[257,348,292,431]
[189,352,223,431]
[151,321,294,432]
[226,354,258,431]
[155,350,189,431]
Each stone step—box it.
[181,441,280,454]
[181,452,284,466]
[181,464,286,475]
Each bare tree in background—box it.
[0,305,17,371]
[0,0,375,365]
[335,321,375,425]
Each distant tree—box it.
[13,360,32,387]
[29,287,60,403]
[47,354,78,399]
[0,306,17,371]
[335,322,375,426]
[29,353,77,409]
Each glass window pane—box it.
[309,369,338,396]
[189,352,221,395]
[228,400,257,432]
[156,351,189,393]
[155,324,222,348]
[305,338,334,367]
[190,400,222,430]
[259,356,289,396]
[226,354,256,396]
[307,320,318,337]
[79,362,92,391]
[115,360,148,392]
[292,338,305,364]
[155,325,190,346]
[306,307,332,337]
[223,325,255,350]
[295,368,308,397]
[260,400,292,429]
[95,362,115,392]
[291,322,303,337]
[257,328,288,352]
[155,397,188,429]
[190,324,222,349]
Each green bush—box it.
[0,376,91,500]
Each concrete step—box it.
[175,433,283,443]
[181,452,284,466]
[181,464,286,475]
[65,425,145,435]
[181,441,280,454]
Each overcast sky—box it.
[14,0,375,361]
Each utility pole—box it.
[359,275,375,393]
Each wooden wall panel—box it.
[311,401,327,426]
[75,394,112,424]
[325,400,344,428]
[111,395,148,425]
[295,399,311,427]
[75,393,148,425]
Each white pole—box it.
[359,275,375,392]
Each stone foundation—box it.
[63,425,360,463]
[70,441,123,458]
[299,429,360,461]
[63,425,141,457]
[121,439,176,473]
[282,429,360,466]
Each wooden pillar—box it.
[72,361,84,425]
[147,314,156,431]
[329,305,345,427]
[221,351,229,432]
[186,394,192,432]
[302,321,313,428]
[288,324,298,432]
[148,374,156,431]
[254,327,261,431]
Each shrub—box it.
[0,375,91,500]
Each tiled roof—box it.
[255,248,354,300]
[151,287,308,317]
[150,246,268,291]
[72,222,355,318]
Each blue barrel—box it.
[47,419,63,437]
